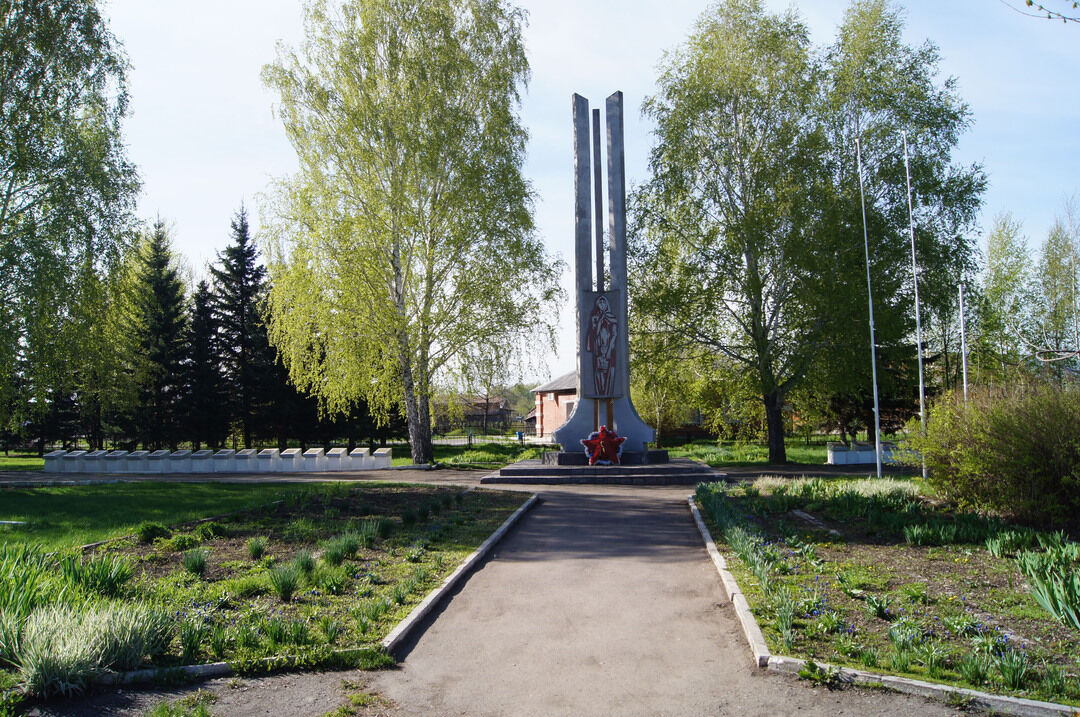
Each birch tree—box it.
[261,0,560,463]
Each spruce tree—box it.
[130,221,189,449]
[182,281,230,449]
[211,206,271,447]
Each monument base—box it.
[541,450,669,466]
[482,456,720,486]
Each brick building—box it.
[530,370,578,439]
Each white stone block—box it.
[212,449,236,473]
[234,448,258,473]
[372,447,392,469]
[301,448,325,472]
[279,448,302,472]
[126,450,150,473]
[61,450,88,473]
[169,449,193,473]
[326,447,348,471]
[147,450,171,474]
[257,448,281,473]
[83,450,108,473]
[104,450,128,473]
[348,447,370,470]
[190,449,214,473]
[44,450,67,472]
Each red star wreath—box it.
[581,425,626,465]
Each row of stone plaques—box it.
[41,447,392,474]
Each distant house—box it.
[531,370,578,439]
[433,394,514,434]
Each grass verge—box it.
[1,483,525,710]
[696,477,1080,706]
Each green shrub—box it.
[194,522,228,541]
[180,620,206,663]
[269,563,302,602]
[164,533,200,552]
[16,603,173,696]
[246,536,269,560]
[58,554,133,597]
[137,522,171,544]
[316,566,349,595]
[292,548,316,575]
[903,386,1080,527]
[183,548,210,577]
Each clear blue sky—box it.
[104,0,1079,382]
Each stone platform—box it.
[480,458,724,486]
[541,449,669,466]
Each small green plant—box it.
[145,689,219,717]
[899,583,931,605]
[194,522,228,541]
[358,519,380,548]
[356,615,371,635]
[234,624,259,649]
[183,548,210,577]
[317,566,348,595]
[137,522,171,544]
[942,613,976,637]
[405,546,425,563]
[798,660,841,688]
[401,510,417,527]
[264,616,287,645]
[286,619,310,646]
[246,536,269,560]
[815,611,843,635]
[269,563,302,602]
[283,517,318,543]
[917,640,948,678]
[166,533,200,552]
[58,553,133,597]
[322,532,360,566]
[958,652,990,685]
[391,583,409,605]
[835,634,858,658]
[889,648,912,672]
[210,623,229,660]
[995,648,1030,690]
[865,593,892,620]
[292,548,316,575]
[888,618,919,651]
[319,616,343,645]
[1040,661,1067,696]
[180,620,206,663]
[860,646,879,668]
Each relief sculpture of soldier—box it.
[586,294,617,395]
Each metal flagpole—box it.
[903,132,927,481]
[959,284,969,401]
[855,139,883,479]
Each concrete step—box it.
[481,457,725,485]
[495,458,715,478]
[480,473,724,486]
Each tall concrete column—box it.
[554,92,656,460]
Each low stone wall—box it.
[42,447,392,474]
[826,442,906,466]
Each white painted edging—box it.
[688,496,770,667]
[381,493,540,655]
[687,496,1078,717]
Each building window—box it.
[564,401,575,416]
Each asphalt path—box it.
[366,483,962,716]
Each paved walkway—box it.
[366,483,959,716]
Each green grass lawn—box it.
[0,482,527,709]
[668,438,831,466]
[0,453,44,471]
[0,482,309,550]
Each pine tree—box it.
[182,281,230,449]
[130,221,189,449]
[211,206,271,448]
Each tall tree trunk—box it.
[398,336,426,465]
[763,390,787,463]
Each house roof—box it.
[532,370,577,394]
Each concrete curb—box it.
[687,495,1079,717]
[381,492,541,655]
[687,497,770,668]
